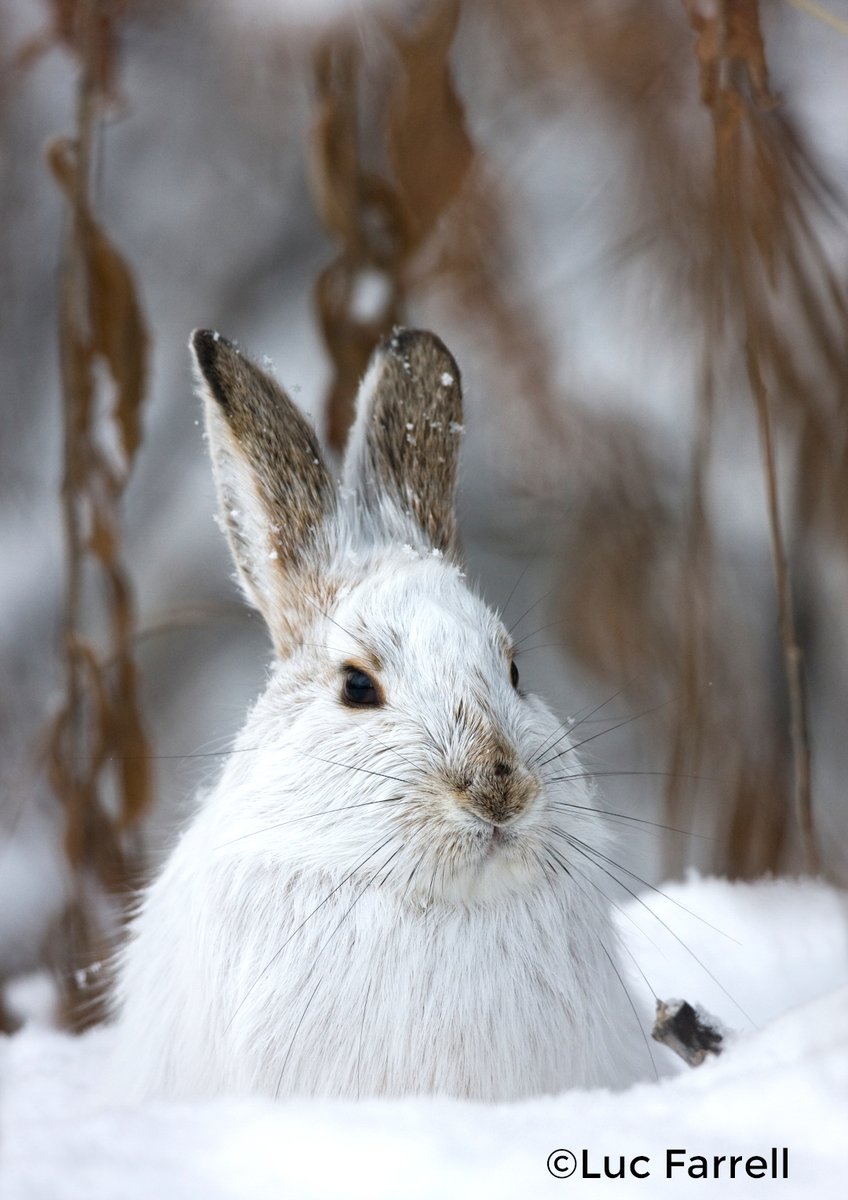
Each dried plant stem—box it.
[55,0,96,895]
[743,321,818,873]
[48,0,152,1023]
[310,37,405,451]
[309,0,472,450]
[682,0,821,873]
[54,0,111,1020]
[665,340,715,870]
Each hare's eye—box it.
[342,667,382,707]
[510,660,520,690]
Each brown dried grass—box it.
[310,0,475,450]
[483,0,845,877]
[37,0,152,1026]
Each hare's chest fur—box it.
[114,809,635,1101]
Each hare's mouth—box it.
[434,822,536,902]
[487,826,508,850]
[480,824,519,862]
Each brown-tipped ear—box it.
[343,329,463,555]
[190,330,336,654]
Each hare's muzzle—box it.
[452,759,540,827]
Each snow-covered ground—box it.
[2,875,846,1199]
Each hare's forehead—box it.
[330,561,508,667]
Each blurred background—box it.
[1,0,847,1030]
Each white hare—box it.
[112,328,648,1100]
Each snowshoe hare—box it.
[113,328,647,1100]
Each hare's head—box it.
[191,329,596,903]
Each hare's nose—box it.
[455,762,540,826]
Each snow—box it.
[618,875,848,1036]
[1,876,846,1198]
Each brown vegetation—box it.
[6,0,846,1023]
[37,0,152,1025]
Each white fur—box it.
[112,336,650,1101]
[113,534,647,1100]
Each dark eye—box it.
[510,660,520,689]
[341,667,382,707]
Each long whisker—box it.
[497,562,531,622]
[551,829,752,1024]
[400,848,429,906]
[286,577,362,647]
[273,975,323,1100]
[213,797,403,849]
[514,642,571,654]
[512,617,569,650]
[297,750,410,787]
[536,698,674,770]
[425,859,439,912]
[292,641,355,655]
[364,729,419,774]
[227,834,395,1031]
[528,683,631,767]
[355,973,375,1100]
[546,841,665,966]
[104,746,253,761]
[544,843,658,1080]
[273,840,405,1097]
[599,939,659,1081]
[505,588,555,637]
[532,847,558,885]
[560,829,739,942]
[546,768,719,787]
[546,791,714,840]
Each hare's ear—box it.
[190,330,336,654]
[343,329,462,556]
